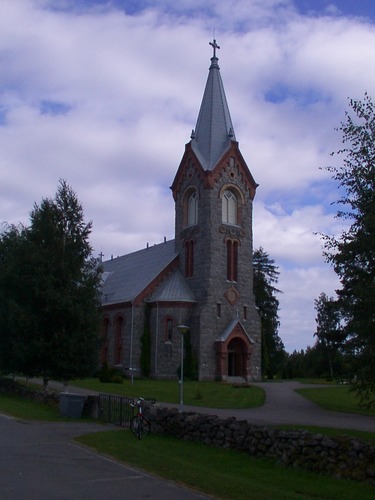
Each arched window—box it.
[187,191,198,226]
[185,240,194,278]
[183,188,198,227]
[165,317,174,342]
[114,316,123,365]
[243,306,248,321]
[100,318,110,364]
[222,190,237,225]
[227,239,238,282]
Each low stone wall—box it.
[0,378,94,416]
[149,406,375,484]
[0,377,59,406]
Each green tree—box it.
[0,223,39,376]
[0,180,102,387]
[314,292,344,379]
[322,93,375,406]
[282,349,306,379]
[253,247,285,378]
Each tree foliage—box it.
[322,93,375,406]
[0,223,36,375]
[0,180,102,385]
[282,344,349,381]
[314,292,344,379]
[253,247,285,378]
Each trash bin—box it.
[59,393,86,418]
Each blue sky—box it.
[296,0,375,21]
[1,0,374,352]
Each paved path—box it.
[45,378,375,431]
[3,378,374,498]
[174,381,375,432]
[0,414,209,500]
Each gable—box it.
[216,319,255,346]
[148,270,196,303]
[209,143,259,199]
[171,142,258,202]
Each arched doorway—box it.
[227,337,247,377]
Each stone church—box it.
[100,41,261,381]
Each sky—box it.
[1,0,375,353]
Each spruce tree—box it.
[253,247,285,378]
[323,94,375,406]
[0,181,102,386]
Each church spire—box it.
[191,39,236,170]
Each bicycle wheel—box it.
[140,418,151,437]
[130,416,142,439]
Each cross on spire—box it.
[209,39,220,58]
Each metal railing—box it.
[98,393,134,427]
[98,393,156,427]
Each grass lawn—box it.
[20,375,375,417]
[70,377,375,416]
[296,386,375,417]
[276,424,375,444]
[2,388,375,498]
[0,393,62,420]
[69,378,265,409]
[76,429,375,499]
[295,378,337,385]
[0,392,93,422]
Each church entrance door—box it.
[227,338,247,377]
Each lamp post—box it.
[177,324,189,409]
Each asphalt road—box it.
[0,414,209,500]
[175,381,375,432]
[4,378,373,499]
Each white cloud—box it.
[278,265,340,352]
[0,0,372,351]
[254,202,330,265]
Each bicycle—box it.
[130,397,151,439]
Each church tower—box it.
[171,41,261,381]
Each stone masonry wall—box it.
[149,406,375,484]
[173,149,261,381]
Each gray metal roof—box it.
[148,270,196,303]
[101,239,177,305]
[191,48,236,170]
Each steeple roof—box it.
[191,40,236,170]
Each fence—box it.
[97,394,157,427]
[98,393,135,427]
